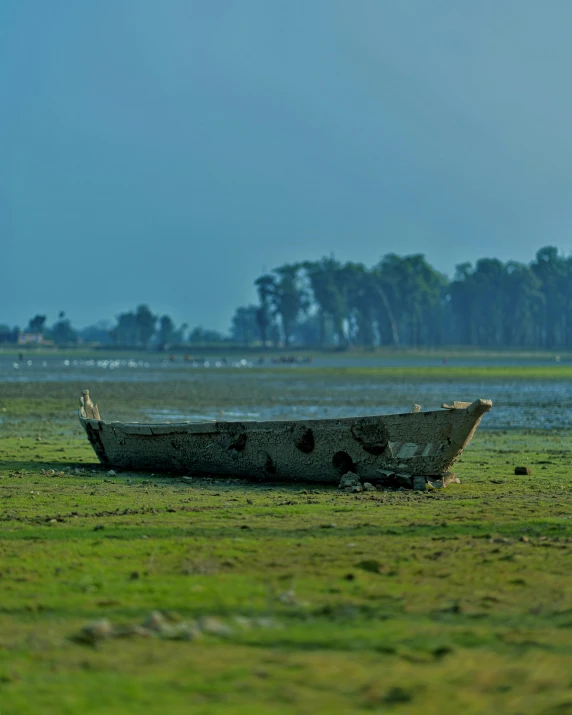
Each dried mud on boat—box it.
[78,390,492,487]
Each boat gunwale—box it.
[78,404,488,432]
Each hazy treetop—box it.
[3,1,572,330]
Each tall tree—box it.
[344,263,377,348]
[272,264,309,346]
[302,257,348,346]
[502,262,543,346]
[109,305,156,346]
[26,314,47,334]
[531,246,567,347]
[375,254,447,346]
[51,313,78,345]
[254,274,276,346]
[156,315,175,350]
[450,262,475,345]
[134,305,157,347]
[109,311,137,345]
[231,305,260,345]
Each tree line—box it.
[232,246,572,348]
[2,245,572,349]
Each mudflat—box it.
[1,366,571,714]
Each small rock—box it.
[338,472,361,490]
[514,466,531,475]
[79,619,114,644]
[107,470,116,477]
[356,559,383,574]
[277,589,299,606]
[198,616,233,637]
[114,624,154,639]
[253,617,278,629]
[362,482,376,492]
[142,611,168,633]
[163,610,183,623]
[161,622,199,641]
[520,535,530,543]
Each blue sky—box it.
[2,1,572,331]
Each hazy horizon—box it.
[3,1,572,331]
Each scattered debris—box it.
[426,474,460,489]
[277,589,299,606]
[198,617,233,637]
[233,615,278,630]
[73,611,276,646]
[142,610,169,633]
[337,470,461,492]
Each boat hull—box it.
[79,395,492,483]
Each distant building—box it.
[17,332,45,345]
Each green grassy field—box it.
[1,374,572,714]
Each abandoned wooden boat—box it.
[78,390,492,485]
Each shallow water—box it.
[0,352,568,383]
[142,384,565,430]
[142,376,570,431]
[2,355,570,430]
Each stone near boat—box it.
[78,390,492,485]
[514,466,532,475]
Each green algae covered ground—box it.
[1,374,572,714]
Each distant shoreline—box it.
[1,344,571,361]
